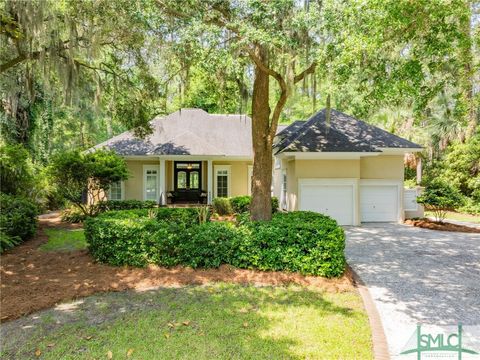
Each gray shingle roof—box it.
[93,108,421,157]
[93,109,253,156]
[275,109,422,153]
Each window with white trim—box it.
[109,181,123,201]
[214,166,231,198]
[144,167,159,201]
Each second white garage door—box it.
[360,185,398,222]
[299,183,354,225]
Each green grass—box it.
[4,284,373,359]
[425,211,480,224]
[39,228,87,251]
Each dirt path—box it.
[1,216,353,322]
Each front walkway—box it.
[345,223,480,359]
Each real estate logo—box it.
[400,324,479,360]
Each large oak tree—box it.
[156,0,320,220]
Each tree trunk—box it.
[250,47,273,221]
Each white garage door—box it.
[360,185,398,222]
[299,184,354,225]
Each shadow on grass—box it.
[0,284,372,359]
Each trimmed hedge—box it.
[0,193,39,252]
[85,209,345,277]
[229,195,278,214]
[98,200,157,211]
[231,212,345,276]
[61,200,158,223]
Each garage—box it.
[360,184,399,222]
[298,180,355,225]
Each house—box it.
[93,108,422,225]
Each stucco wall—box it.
[283,156,404,212]
[287,159,359,211]
[212,160,252,197]
[360,155,404,179]
[123,159,252,200]
[124,160,160,200]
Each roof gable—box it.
[275,109,422,153]
[93,109,253,156]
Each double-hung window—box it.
[144,165,159,201]
[109,181,123,201]
[214,165,231,198]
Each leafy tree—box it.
[49,149,129,216]
[442,131,480,199]
[157,0,319,220]
[417,179,464,222]
[0,143,34,195]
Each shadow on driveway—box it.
[345,223,480,357]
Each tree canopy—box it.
[1,0,479,216]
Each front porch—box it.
[115,157,253,205]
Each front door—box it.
[174,161,202,201]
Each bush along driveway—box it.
[346,223,480,359]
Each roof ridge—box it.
[275,110,326,153]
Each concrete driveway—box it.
[346,223,480,359]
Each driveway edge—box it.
[348,265,390,360]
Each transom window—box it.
[174,161,202,191]
[176,163,200,170]
[109,181,123,201]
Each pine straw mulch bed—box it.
[0,216,353,323]
[405,218,480,233]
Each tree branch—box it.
[294,61,317,83]
[0,52,39,73]
[246,47,283,82]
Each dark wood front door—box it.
[174,161,202,201]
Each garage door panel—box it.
[300,184,354,225]
[360,185,397,222]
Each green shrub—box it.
[230,196,251,213]
[61,201,157,223]
[458,197,480,215]
[98,200,157,211]
[155,207,205,225]
[0,144,34,196]
[229,195,279,214]
[271,196,279,212]
[177,222,250,268]
[213,197,233,215]
[417,179,464,222]
[231,211,345,277]
[61,206,87,223]
[85,216,175,267]
[0,194,39,252]
[85,209,345,278]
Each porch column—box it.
[159,158,166,205]
[207,160,213,204]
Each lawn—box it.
[425,211,480,224]
[1,284,373,359]
[39,228,87,251]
